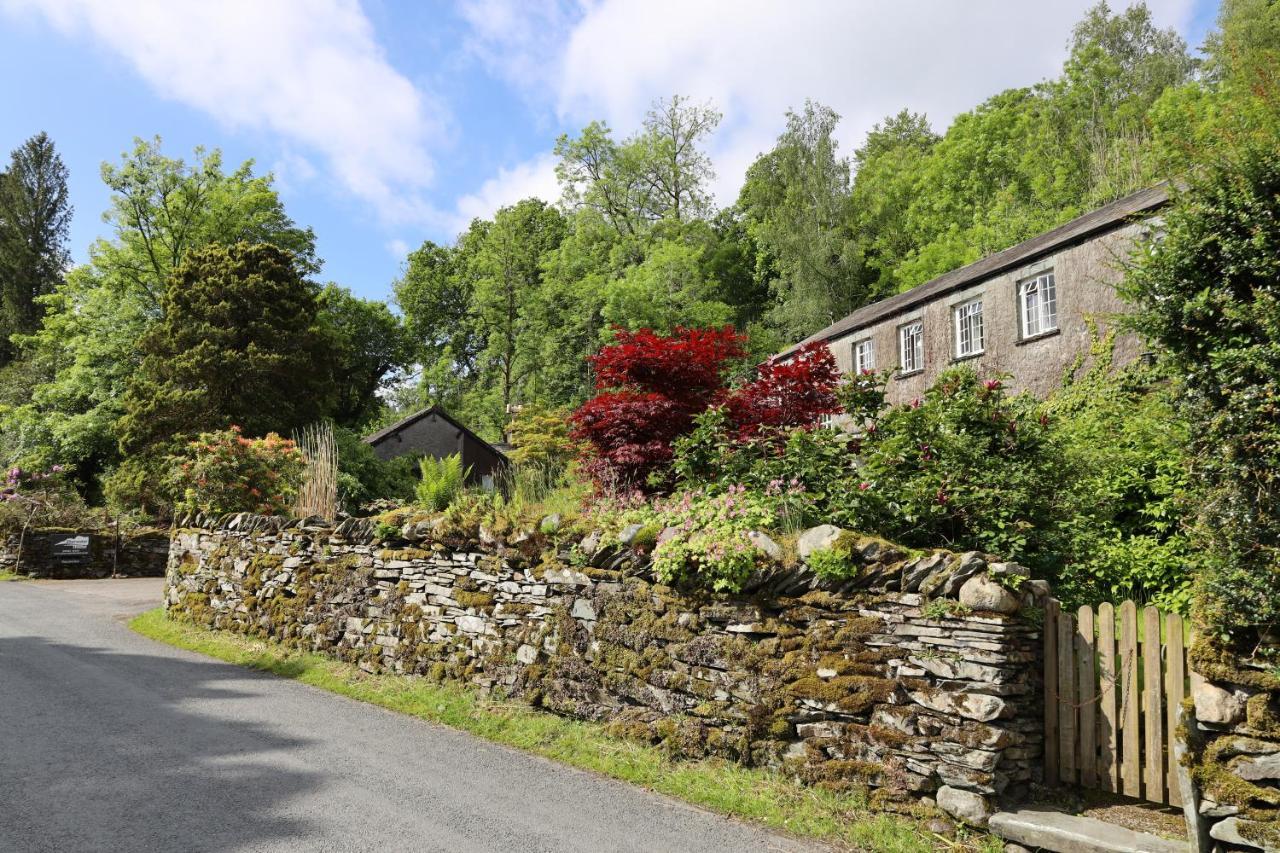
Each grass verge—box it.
[0,569,23,581]
[129,608,999,853]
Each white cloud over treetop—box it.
[468,0,1197,208]
[1,0,445,223]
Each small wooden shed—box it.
[363,406,508,487]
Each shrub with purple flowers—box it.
[0,464,89,533]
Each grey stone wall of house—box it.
[1,528,169,579]
[166,513,1052,826]
[823,221,1147,407]
[1188,639,1280,851]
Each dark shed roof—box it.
[364,405,508,462]
[779,183,1169,359]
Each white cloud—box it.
[1,0,446,223]
[466,0,1198,208]
[457,0,582,96]
[386,238,411,260]
[443,151,560,238]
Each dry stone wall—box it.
[165,512,1052,825]
[1190,637,1280,852]
[1,527,169,579]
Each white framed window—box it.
[898,321,923,374]
[1019,271,1058,338]
[954,299,984,358]
[854,338,875,373]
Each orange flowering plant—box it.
[166,426,305,516]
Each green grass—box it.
[130,608,1000,853]
[0,569,23,581]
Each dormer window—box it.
[1019,271,1058,338]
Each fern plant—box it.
[416,453,470,512]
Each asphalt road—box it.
[0,579,825,853]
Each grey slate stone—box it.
[989,808,1189,853]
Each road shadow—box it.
[0,636,324,852]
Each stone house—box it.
[364,405,508,488]
[782,184,1168,405]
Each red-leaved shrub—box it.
[572,327,746,490]
[726,342,842,439]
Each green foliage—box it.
[0,132,70,364]
[505,404,576,472]
[3,138,318,493]
[332,426,417,513]
[830,369,1060,567]
[594,486,776,592]
[119,242,335,453]
[1045,332,1196,611]
[673,406,852,531]
[738,101,871,339]
[676,368,1059,574]
[0,465,90,534]
[1124,144,1280,641]
[806,544,856,581]
[317,285,414,429]
[166,427,305,517]
[416,453,470,512]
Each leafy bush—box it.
[673,406,854,531]
[0,465,90,533]
[829,368,1060,568]
[1124,143,1280,641]
[1045,332,1196,612]
[590,485,776,592]
[416,453,470,512]
[166,426,305,516]
[332,426,417,512]
[806,544,856,580]
[678,366,1060,572]
[506,404,577,474]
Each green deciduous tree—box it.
[0,132,71,364]
[739,101,866,339]
[95,137,316,308]
[470,198,567,432]
[4,140,318,490]
[317,284,414,429]
[555,95,721,236]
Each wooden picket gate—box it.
[1043,599,1191,806]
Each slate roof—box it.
[364,405,508,461]
[778,183,1169,359]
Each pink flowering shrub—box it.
[0,465,89,532]
[166,426,306,516]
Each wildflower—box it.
[858,481,871,491]
[983,379,1002,392]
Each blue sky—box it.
[0,0,1220,303]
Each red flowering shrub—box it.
[572,327,746,490]
[166,426,306,516]
[725,342,842,438]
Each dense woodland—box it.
[0,1,1277,631]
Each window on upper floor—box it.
[854,338,875,373]
[1019,271,1058,338]
[898,321,923,374]
[954,299,984,358]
